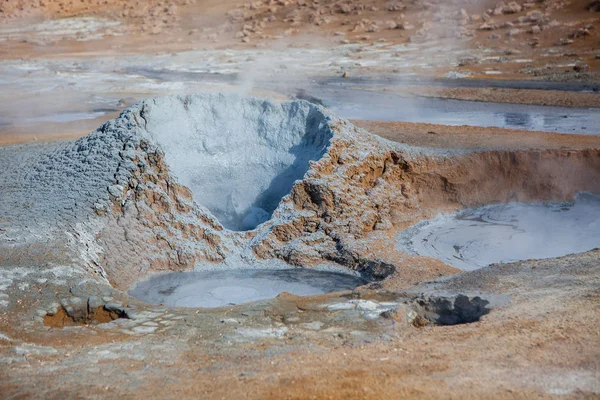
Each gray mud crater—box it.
[130,269,366,308]
[397,193,600,270]
[142,95,333,231]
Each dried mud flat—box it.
[1,0,600,399]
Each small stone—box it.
[548,20,560,28]
[527,10,544,22]
[380,306,409,324]
[385,20,398,30]
[107,185,124,199]
[104,302,124,314]
[362,311,381,320]
[457,56,479,66]
[93,202,106,215]
[88,296,104,312]
[574,63,590,72]
[132,325,157,334]
[327,302,356,311]
[478,23,495,31]
[530,25,541,34]
[353,300,379,311]
[507,28,521,37]
[300,321,324,331]
[220,318,240,324]
[45,302,60,315]
[503,2,522,14]
[34,309,47,317]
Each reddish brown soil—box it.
[356,86,600,108]
[1,0,599,81]
[354,119,600,150]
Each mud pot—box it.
[130,269,365,308]
[397,193,600,270]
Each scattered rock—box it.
[352,300,379,311]
[300,321,324,330]
[574,63,590,72]
[220,318,240,324]
[385,20,398,30]
[503,2,522,14]
[397,21,414,30]
[132,325,157,334]
[457,56,479,66]
[411,294,493,326]
[478,23,495,31]
[586,0,600,12]
[527,10,544,22]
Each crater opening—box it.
[396,193,600,270]
[412,295,492,326]
[141,94,333,231]
[129,269,366,308]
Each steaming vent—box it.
[141,94,333,231]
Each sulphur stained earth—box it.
[396,193,600,271]
[129,269,366,308]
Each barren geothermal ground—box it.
[1,0,600,399]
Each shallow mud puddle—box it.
[308,87,600,134]
[130,269,366,308]
[0,111,110,126]
[397,194,600,270]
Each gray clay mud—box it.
[397,193,600,270]
[141,95,333,231]
[130,269,366,308]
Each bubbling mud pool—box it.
[397,193,600,271]
[129,269,366,308]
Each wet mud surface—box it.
[397,193,600,270]
[130,269,366,308]
[302,86,600,134]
